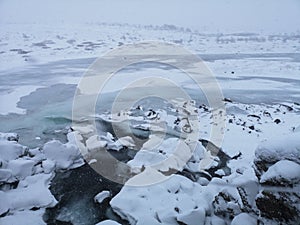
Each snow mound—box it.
[0,209,46,225]
[0,140,25,162]
[260,160,300,186]
[95,220,121,225]
[231,213,257,225]
[110,173,208,225]
[43,139,84,170]
[255,132,300,164]
[0,173,57,214]
[94,190,111,204]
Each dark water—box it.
[44,164,129,225]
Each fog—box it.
[0,0,299,33]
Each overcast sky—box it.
[0,0,299,33]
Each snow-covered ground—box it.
[1,17,300,225]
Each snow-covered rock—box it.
[43,140,84,170]
[254,132,300,177]
[0,140,25,162]
[95,220,121,225]
[0,209,46,225]
[0,132,19,142]
[86,135,107,152]
[7,158,35,180]
[0,173,57,213]
[127,137,192,173]
[260,160,300,187]
[231,213,257,225]
[0,169,12,182]
[110,173,207,225]
[94,190,111,204]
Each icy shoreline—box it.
[1,98,300,224]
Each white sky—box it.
[0,0,299,33]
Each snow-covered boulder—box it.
[110,172,207,225]
[43,140,84,170]
[260,160,300,187]
[231,213,257,225]
[0,209,46,225]
[0,173,57,214]
[0,140,25,162]
[95,220,121,225]
[6,158,35,180]
[94,190,111,204]
[0,132,19,142]
[256,190,300,224]
[254,132,300,177]
[213,187,243,220]
[127,137,192,173]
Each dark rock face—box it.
[256,190,300,224]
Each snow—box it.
[94,190,111,204]
[43,139,84,170]
[0,209,46,225]
[0,173,57,212]
[231,213,257,225]
[110,173,207,225]
[255,132,300,164]
[7,158,35,180]
[0,140,25,162]
[0,3,299,224]
[260,160,300,185]
[0,85,42,115]
[95,220,121,225]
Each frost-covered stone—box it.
[0,169,12,182]
[176,207,206,225]
[0,209,46,225]
[43,140,84,170]
[254,132,300,177]
[7,158,35,180]
[0,140,25,162]
[94,190,111,204]
[42,159,56,174]
[0,132,19,142]
[0,173,57,212]
[260,160,300,187]
[127,137,192,173]
[86,135,107,152]
[110,173,207,225]
[95,220,121,225]
[231,213,257,225]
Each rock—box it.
[274,118,281,124]
[256,190,300,224]
[0,132,19,142]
